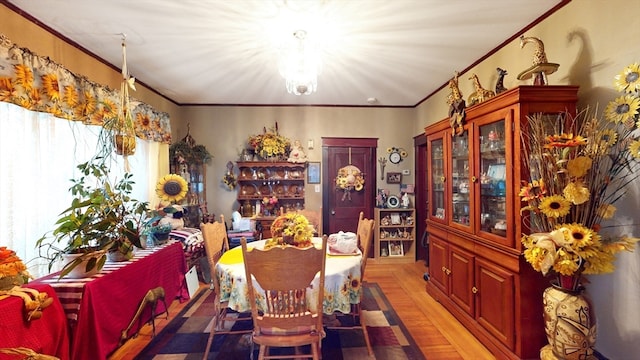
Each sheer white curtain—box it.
[0,102,155,278]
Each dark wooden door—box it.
[414,134,428,263]
[322,138,376,236]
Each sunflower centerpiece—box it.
[247,122,291,160]
[264,212,314,249]
[520,62,640,286]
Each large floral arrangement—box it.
[265,213,314,249]
[247,123,291,159]
[520,63,640,277]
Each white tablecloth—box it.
[215,238,362,314]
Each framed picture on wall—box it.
[307,162,321,184]
[386,172,402,184]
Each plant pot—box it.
[153,230,171,246]
[61,252,103,279]
[114,134,136,156]
[107,249,133,262]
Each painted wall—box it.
[2,0,639,357]
[415,1,640,357]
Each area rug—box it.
[136,282,425,360]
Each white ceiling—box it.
[7,0,564,107]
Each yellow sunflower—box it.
[614,62,640,93]
[629,140,640,159]
[538,195,571,218]
[560,223,595,249]
[156,174,188,203]
[604,95,640,124]
[41,73,60,102]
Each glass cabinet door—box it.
[450,130,470,227]
[478,120,507,237]
[429,137,445,220]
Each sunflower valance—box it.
[0,33,172,144]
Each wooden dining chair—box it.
[200,214,247,360]
[241,236,328,360]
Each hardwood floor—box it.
[109,260,496,359]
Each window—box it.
[0,102,156,278]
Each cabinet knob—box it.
[471,176,477,183]
[441,266,446,273]
[472,286,478,294]
[440,176,445,182]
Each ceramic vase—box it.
[540,277,597,360]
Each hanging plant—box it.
[169,127,212,164]
[111,36,137,157]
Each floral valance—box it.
[0,33,172,144]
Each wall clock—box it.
[387,195,400,208]
[389,151,402,164]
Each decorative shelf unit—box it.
[424,85,579,359]
[373,208,416,264]
[236,161,306,239]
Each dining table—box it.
[215,238,363,315]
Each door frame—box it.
[321,137,377,235]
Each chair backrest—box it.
[356,212,375,278]
[241,236,327,334]
[295,208,322,236]
[200,215,230,287]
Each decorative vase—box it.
[540,276,597,360]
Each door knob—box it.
[331,210,336,215]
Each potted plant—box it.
[36,160,148,278]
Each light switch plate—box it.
[315,185,320,192]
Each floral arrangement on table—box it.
[265,213,314,249]
[247,122,291,160]
[520,62,640,279]
[0,247,31,290]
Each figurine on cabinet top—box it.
[401,192,410,208]
[287,139,308,163]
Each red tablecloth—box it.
[33,241,188,360]
[0,283,70,360]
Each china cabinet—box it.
[169,129,210,228]
[236,161,306,239]
[424,85,578,359]
[373,208,416,264]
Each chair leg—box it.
[202,315,217,360]
[359,307,374,357]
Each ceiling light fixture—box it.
[279,30,320,95]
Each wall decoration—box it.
[386,172,402,184]
[386,147,407,164]
[307,162,320,184]
[334,148,365,201]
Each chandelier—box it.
[279,30,320,95]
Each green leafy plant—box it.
[36,160,149,278]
